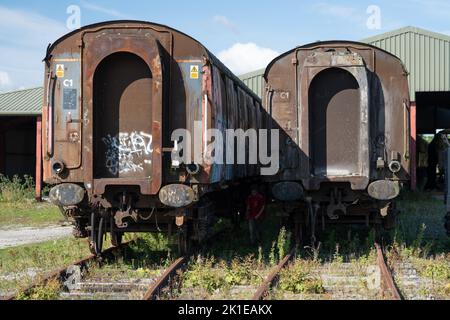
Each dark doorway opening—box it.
[93,52,154,180]
[415,91,450,191]
[0,116,36,178]
[309,68,361,176]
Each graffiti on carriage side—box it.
[102,131,153,175]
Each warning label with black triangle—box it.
[56,64,65,78]
[190,65,199,79]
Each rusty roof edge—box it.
[263,40,405,80]
[47,20,204,54]
[47,20,261,103]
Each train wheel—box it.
[89,213,104,255]
[177,226,191,255]
[111,231,123,247]
[110,214,123,247]
[95,217,105,254]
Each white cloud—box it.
[0,71,12,91]
[0,6,69,91]
[80,0,131,19]
[218,43,279,75]
[0,6,67,50]
[213,15,239,34]
[312,2,362,22]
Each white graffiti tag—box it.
[102,131,153,175]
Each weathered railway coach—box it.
[264,41,410,238]
[42,21,264,253]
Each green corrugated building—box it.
[0,87,43,197]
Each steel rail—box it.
[252,248,295,300]
[2,241,133,301]
[375,242,402,300]
[142,256,186,300]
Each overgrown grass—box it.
[394,191,450,253]
[206,204,291,262]
[16,278,61,300]
[0,202,63,228]
[278,259,324,294]
[384,191,450,299]
[0,175,62,228]
[0,232,179,299]
[0,175,35,202]
[0,237,91,296]
[182,255,265,295]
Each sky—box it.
[0,0,449,92]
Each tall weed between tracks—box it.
[16,278,61,300]
[278,260,324,294]
[182,255,264,294]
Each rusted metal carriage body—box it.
[264,41,410,231]
[42,21,264,253]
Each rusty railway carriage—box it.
[264,41,410,241]
[42,21,265,254]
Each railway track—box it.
[59,253,187,300]
[142,242,405,301]
[255,242,403,300]
[3,241,134,300]
[143,257,186,300]
[375,242,402,300]
[3,233,404,301]
[252,248,295,300]
[2,240,187,301]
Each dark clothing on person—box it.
[425,137,438,190]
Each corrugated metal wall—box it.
[362,27,450,100]
[239,69,265,98]
[239,27,450,102]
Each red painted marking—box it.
[410,102,417,191]
[35,116,42,201]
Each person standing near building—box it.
[245,186,265,245]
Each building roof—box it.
[0,87,43,116]
[361,26,450,44]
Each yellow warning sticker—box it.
[56,64,65,78]
[190,65,199,79]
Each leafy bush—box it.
[184,255,263,293]
[16,278,61,300]
[420,258,450,281]
[0,174,35,202]
[224,255,262,286]
[183,257,227,293]
[278,260,324,294]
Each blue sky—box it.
[0,0,449,92]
